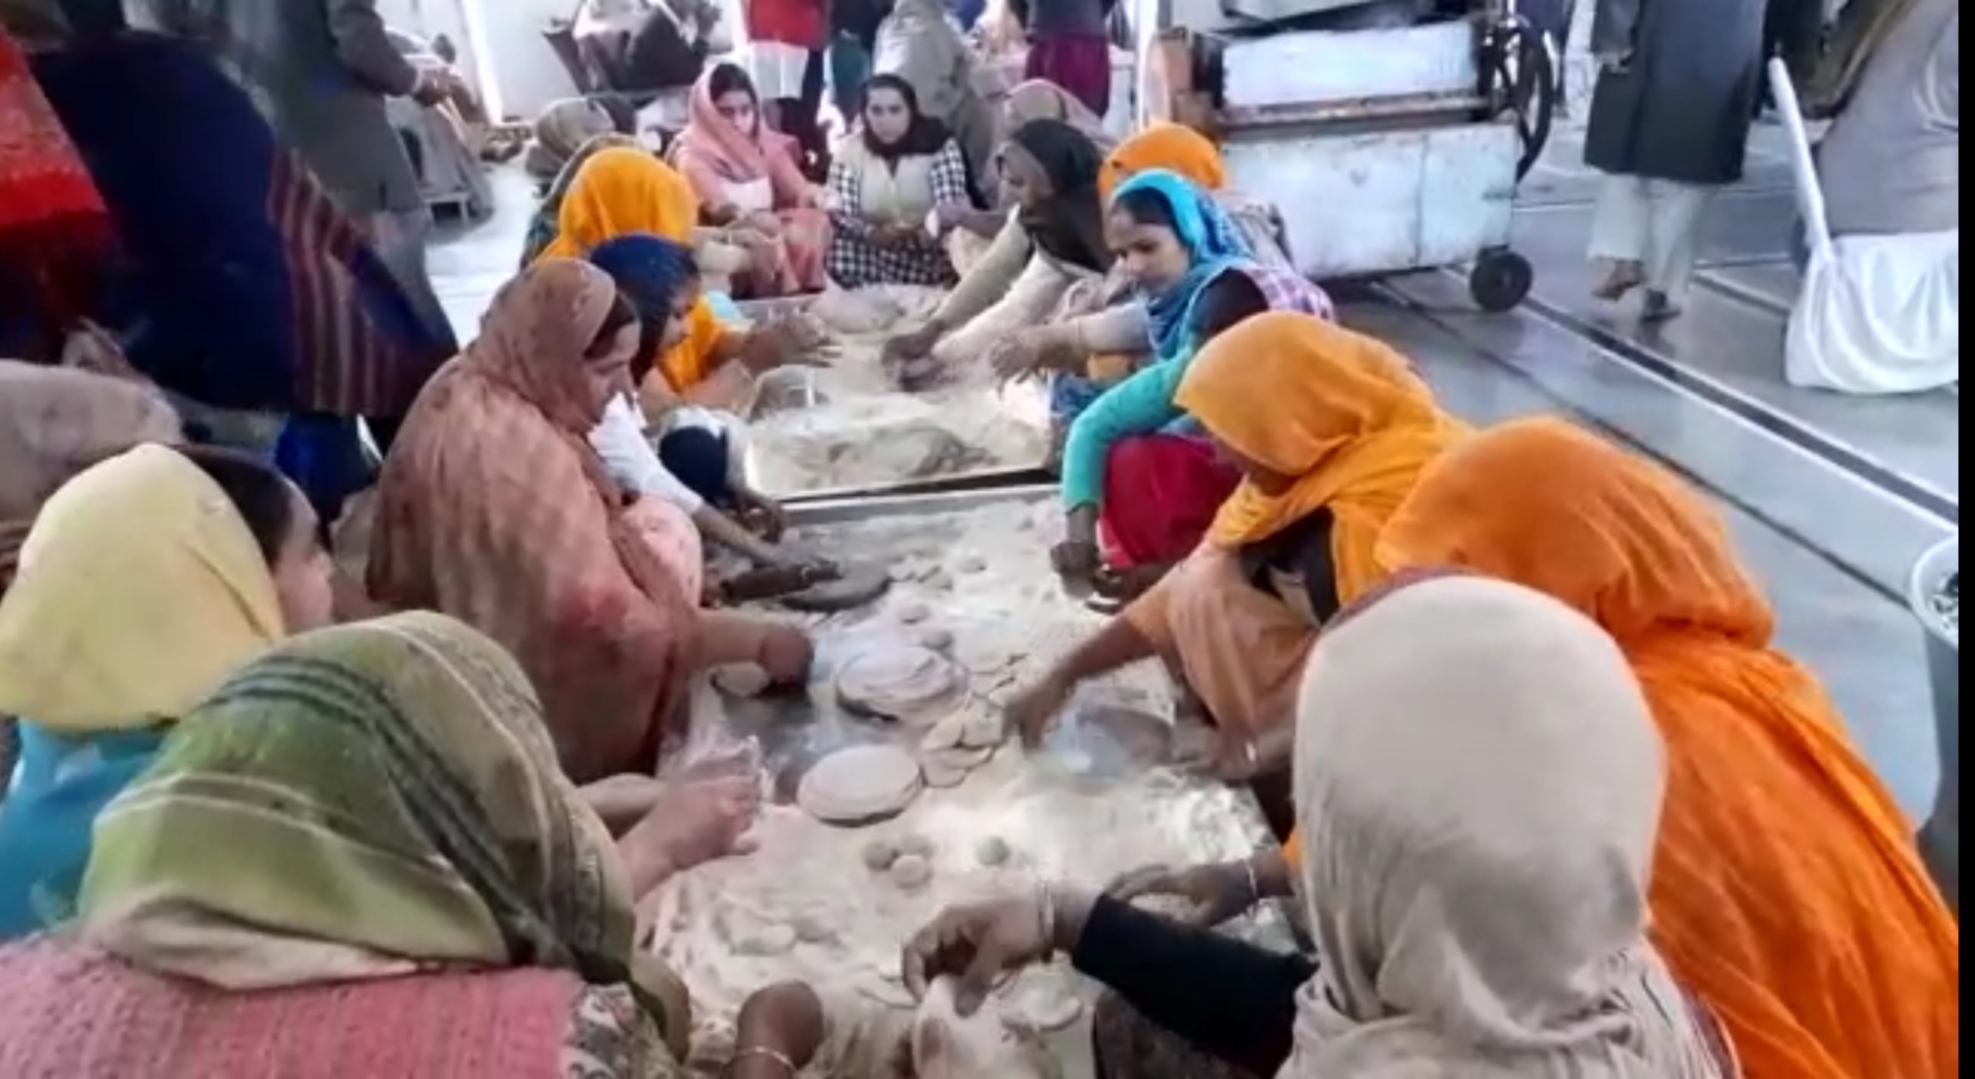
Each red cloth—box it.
[0,30,114,332]
[1099,435,1239,569]
[1024,32,1112,119]
[0,938,594,1077]
[744,0,827,48]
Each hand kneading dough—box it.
[914,977,1059,1078]
[1006,970,1083,1033]
[797,744,924,824]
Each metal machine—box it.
[1132,0,1556,311]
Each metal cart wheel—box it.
[1470,248,1535,313]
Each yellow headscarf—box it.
[1100,122,1226,199]
[1173,312,1466,602]
[0,444,286,731]
[533,146,727,394]
[535,147,700,261]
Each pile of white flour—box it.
[652,498,1290,1074]
[742,287,1053,496]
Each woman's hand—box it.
[901,885,1094,1015]
[881,322,944,369]
[1050,539,1102,592]
[617,773,761,894]
[1106,861,1258,927]
[733,981,827,1078]
[578,774,667,836]
[743,210,785,236]
[1003,673,1075,747]
[733,489,790,542]
[756,624,815,685]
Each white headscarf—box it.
[1281,575,1736,1078]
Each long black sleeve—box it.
[1070,895,1315,1076]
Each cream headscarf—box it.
[0,444,287,731]
[1282,575,1734,1078]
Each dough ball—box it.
[897,834,935,859]
[890,853,933,890]
[919,627,956,653]
[975,836,1011,867]
[923,570,954,591]
[711,663,772,698]
[897,601,932,625]
[1008,973,1084,1032]
[957,554,988,574]
[863,838,902,872]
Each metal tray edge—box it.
[784,483,1056,526]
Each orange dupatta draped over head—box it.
[536,147,700,260]
[1377,417,1960,1079]
[534,147,724,394]
[366,259,700,783]
[1099,122,1226,199]
[1174,312,1466,604]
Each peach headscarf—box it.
[671,65,812,207]
[1100,122,1226,199]
[1173,312,1464,603]
[1377,417,1960,1079]
[367,260,699,783]
[536,147,699,261]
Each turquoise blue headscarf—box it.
[1109,168,1255,366]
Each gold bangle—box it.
[733,1045,798,1074]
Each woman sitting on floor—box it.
[0,444,332,939]
[905,575,1737,1079]
[671,63,830,297]
[523,96,626,188]
[585,233,824,574]
[0,613,757,1076]
[1120,417,1961,1079]
[1003,170,1332,599]
[519,132,641,267]
[534,145,814,413]
[823,74,973,288]
[1375,418,1959,1079]
[1007,313,1464,832]
[366,260,815,784]
[881,117,1113,386]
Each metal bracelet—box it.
[733,1045,798,1075]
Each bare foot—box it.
[1592,260,1646,301]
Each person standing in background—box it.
[1010,0,1115,118]
[143,0,455,343]
[1582,0,1764,321]
[742,0,830,174]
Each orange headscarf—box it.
[535,147,699,261]
[1378,417,1960,1079]
[1099,122,1226,199]
[533,147,724,393]
[1174,312,1465,603]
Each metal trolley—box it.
[1134,0,1557,311]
